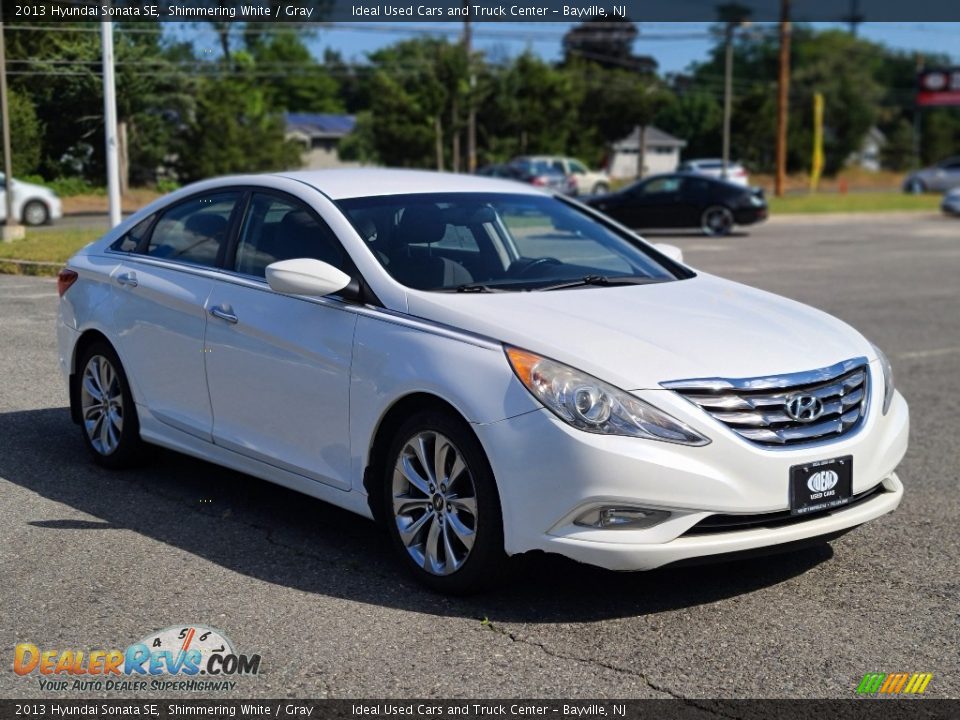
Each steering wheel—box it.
[511,257,563,278]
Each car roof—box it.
[275,168,542,200]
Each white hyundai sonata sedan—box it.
[57,169,908,592]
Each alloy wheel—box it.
[80,354,124,455]
[391,431,478,576]
[23,201,49,226]
[702,206,734,236]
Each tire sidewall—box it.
[23,200,49,226]
[77,341,143,468]
[702,205,734,236]
[383,410,505,594]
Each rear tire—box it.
[383,410,506,594]
[76,341,144,469]
[701,205,734,237]
[22,200,50,227]
[592,182,609,195]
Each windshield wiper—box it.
[454,283,499,293]
[537,275,664,291]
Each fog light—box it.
[574,506,671,529]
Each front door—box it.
[203,192,358,490]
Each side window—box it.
[569,160,588,175]
[110,215,154,253]
[551,160,566,174]
[147,192,240,267]
[641,177,683,195]
[234,193,346,279]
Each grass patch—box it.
[0,228,103,275]
[769,192,940,214]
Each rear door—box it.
[203,191,358,490]
[110,190,243,440]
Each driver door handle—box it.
[209,305,238,324]
[116,271,138,287]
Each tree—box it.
[479,52,583,161]
[245,32,342,113]
[175,61,302,182]
[562,16,656,74]
[655,91,723,160]
[2,89,43,177]
[340,39,470,169]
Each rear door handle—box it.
[116,271,138,287]
[209,305,238,324]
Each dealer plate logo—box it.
[807,470,839,493]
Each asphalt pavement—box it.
[1,212,958,699]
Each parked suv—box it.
[678,158,750,187]
[514,155,609,195]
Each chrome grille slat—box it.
[663,359,869,447]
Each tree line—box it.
[3,19,958,189]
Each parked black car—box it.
[585,173,768,236]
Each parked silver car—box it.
[903,157,960,194]
[942,187,960,216]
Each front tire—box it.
[592,182,609,195]
[384,410,506,594]
[77,341,144,468]
[701,205,734,236]
[22,200,50,226]
[905,178,926,194]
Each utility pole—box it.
[463,7,476,173]
[775,0,791,198]
[722,22,734,180]
[102,19,122,228]
[718,4,751,181]
[0,11,24,241]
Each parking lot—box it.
[1,212,958,699]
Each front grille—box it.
[683,483,886,535]
[662,358,869,447]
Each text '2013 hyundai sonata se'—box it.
[57,169,908,593]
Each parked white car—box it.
[679,158,750,187]
[0,174,63,225]
[515,155,610,195]
[57,169,907,593]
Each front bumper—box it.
[475,360,908,571]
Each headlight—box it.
[871,342,895,414]
[505,347,709,446]
[747,193,765,207]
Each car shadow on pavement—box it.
[1,407,833,623]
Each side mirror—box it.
[654,243,684,264]
[266,258,352,297]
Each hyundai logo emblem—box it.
[807,470,839,493]
[784,394,824,422]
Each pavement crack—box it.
[479,619,684,700]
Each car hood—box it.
[405,273,875,389]
[14,181,57,198]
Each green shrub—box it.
[48,177,106,197]
[155,178,180,194]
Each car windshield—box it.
[337,192,685,292]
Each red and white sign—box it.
[917,68,960,107]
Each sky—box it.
[298,21,960,74]
[171,21,960,76]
